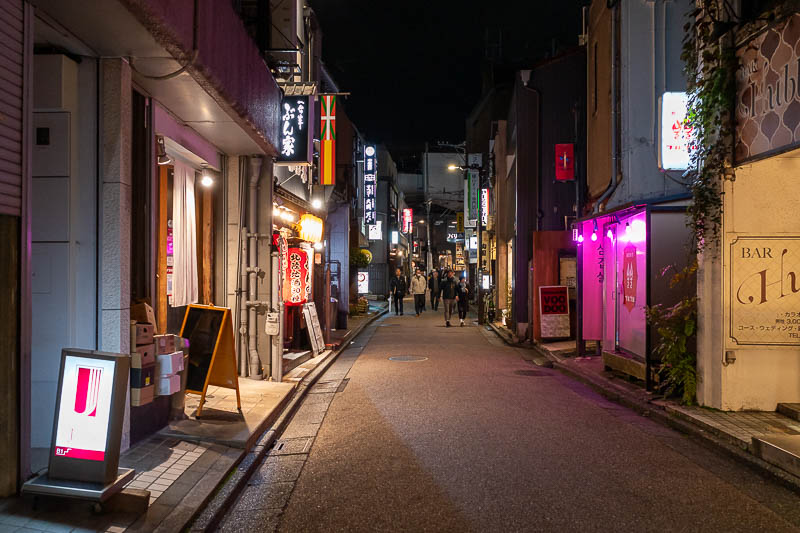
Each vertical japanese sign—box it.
[456,212,464,233]
[276,95,311,165]
[555,143,575,181]
[659,92,692,170]
[622,245,638,312]
[364,145,377,225]
[320,95,336,184]
[285,247,310,305]
[480,188,489,226]
[403,208,413,234]
[465,154,481,227]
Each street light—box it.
[311,198,322,209]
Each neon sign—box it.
[364,145,377,224]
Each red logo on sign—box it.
[74,366,102,417]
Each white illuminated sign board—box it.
[481,188,489,226]
[368,220,382,240]
[391,231,399,244]
[469,235,478,250]
[277,95,311,165]
[357,271,370,294]
[659,92,693,170]
[54,355,116,461]
[364,145,377,225]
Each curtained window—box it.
[171,160,198,307]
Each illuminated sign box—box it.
[49,349,130,484]
[276,95,312,165]
[659,92,693,170]
[357,270,370,294]
[368,220,382,240]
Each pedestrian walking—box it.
[441,270,459,327]
[389,268,408,315]
[456,275,470,326]
[410,268,427,316]
[428,270,441,311]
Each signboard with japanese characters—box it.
[480,188,489,226]
[368,220,382,241]
[285,247,310,305]
[402,208,413,234]
[276,95,311,165]
[730,236,800,345]
[465,154,481,227]
[364,145,377,224]
[539,286,570,338]
[659,92,693,170]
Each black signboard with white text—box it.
[277,95,311,165]
[364,145,377,224]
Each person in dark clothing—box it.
[440,270,459,327]
[389,268,407,315]
[456,275,470,326]
[428,270,441,311]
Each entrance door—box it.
[615,212,647,357]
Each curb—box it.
[187,306,389,532]
[552,359,800,495]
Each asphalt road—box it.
[220,304,800,532]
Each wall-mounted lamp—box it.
[200,164,214,188]
[156,135,172,166]
[311,198,322,209]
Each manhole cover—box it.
[389,355,428,362]
[514,369,549,377]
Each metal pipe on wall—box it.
[595,0,621,212]
[235,157,248,376]
[247,156,264,378]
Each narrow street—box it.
[220,304,800,532]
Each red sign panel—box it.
[285,247,310,306]
[540,286,569,315]
[623,245,638,312]
[555,143,575,181]
[403,208,413,234]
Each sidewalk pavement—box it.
[0,302,389,533]
[529,343,800,491]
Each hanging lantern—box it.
[298,214,323,243]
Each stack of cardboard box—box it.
[154,334,187,397]
[130,303,156,407]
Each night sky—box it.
[310,0,587,151]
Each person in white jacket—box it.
[410,268,428,316]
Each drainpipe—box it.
[247,156,265,378]
[594,0,621,213]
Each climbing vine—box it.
[680,1,738,252]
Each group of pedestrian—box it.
[389,267,471,327]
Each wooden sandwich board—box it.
[179,304,241,417]
[302,303,325,355]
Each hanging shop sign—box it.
[447,232,464,243]
[622,244,638,312]
[364,145,377,225]
[368,220,382,241]
[402,208,413,234]
[276,95,312,165]
[555,143,575,181]
[285,247,310,306]
[539,286,570,338]
[357,270,370,294]
[659,92,693,170]
[49,349,129,484]
[320,95,336,185]
[480,188,489,226]
[298,214,323,243]
[735,13,800,163]
[456,212,464,233]
[391,231,399,244]
[730,236,800,345]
